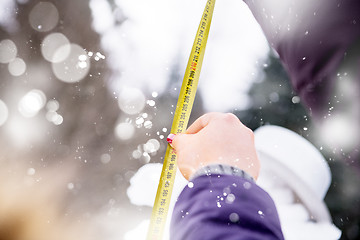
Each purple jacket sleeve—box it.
[244,0,360,117]
[170,174,284,240]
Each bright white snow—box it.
[90,0,269,111]
[87,1,343,239]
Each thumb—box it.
[167,133,187,150]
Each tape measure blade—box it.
[147,146,177,240]
[147,1,216,239]
[171,0,216,134]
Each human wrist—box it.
[190,164,255,182]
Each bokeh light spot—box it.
[115,122,135,140]
[18,89,47,118]
[27,168,36,175]
[132,150,142,159]
[100,153,111,164]
[0,99,9,126]
[144,139,160,153]
[52,114,64,125]
[46,99,60,112]
[318,115,359,151]
[144,120,153,129]
[0,39,17,63]
[52,44,90,83]
[29,2,59,32]
[8,57,26,76]
[41,32,71,63]
[118,87,146,115]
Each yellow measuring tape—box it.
[147,0,216,239]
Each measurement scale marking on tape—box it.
[147,0,216,239]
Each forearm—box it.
[170,168,284,240]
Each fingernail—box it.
[167,133,176,147]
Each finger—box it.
[167,133,186,150]
[166,133,176,146]
[186,112,223,134]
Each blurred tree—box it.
[1,0,359,239]
[0,0,120,206]
[0,0,205,238]
[234,52,360,240]
[233,52,311,132]
[0,0,149,237]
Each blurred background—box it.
[0,0,359,239]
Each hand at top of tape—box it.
[168,112,260,180]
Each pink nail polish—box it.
[167,133,176,145]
